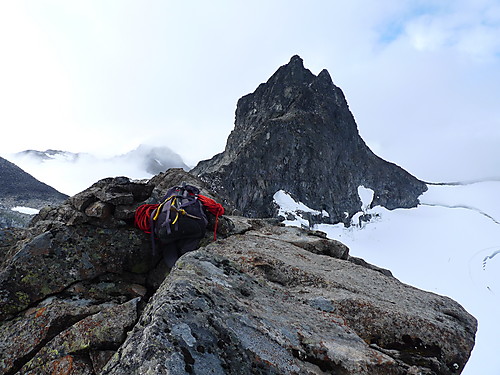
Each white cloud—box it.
[403,1,500,60]
[5,144,187,195]
[0,2,74,144]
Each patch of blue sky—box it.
[378,21,405,44]
[376,1,448,45]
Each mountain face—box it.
[0,169,476,374]
[0,156,67,201]
[192,56,427,224]
[0,156,68,228]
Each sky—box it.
[0,0,499,183]
[276,182,500,375]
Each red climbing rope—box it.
[197,195,225,240]
[134,204,159,234]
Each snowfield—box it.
[275,181,500,375]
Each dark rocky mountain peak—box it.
[192,55,427,224]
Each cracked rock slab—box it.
[18,298,139,374]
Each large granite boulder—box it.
[0,176,155,374]
[192,56,427,224]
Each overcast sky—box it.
[1,0,499,183]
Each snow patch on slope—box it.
[273,190,328,228]
[11,206,40,215]
[358,186,374,211]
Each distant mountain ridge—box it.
[122,144,189,175]
[192,55,427,224]
[16,149,80,162]
[7,144,189,196]
[15,145,189,175]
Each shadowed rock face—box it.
[192,56,427,224]
[0,170,476,374]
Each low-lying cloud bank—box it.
[4,144,188,196]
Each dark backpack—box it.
[151,184,208,244]
[134,184,223,267]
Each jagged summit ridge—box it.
[192,55,427,223]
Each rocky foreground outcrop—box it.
[102,218,476,375]
[0,170,476,374]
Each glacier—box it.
[275,181,500,375]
